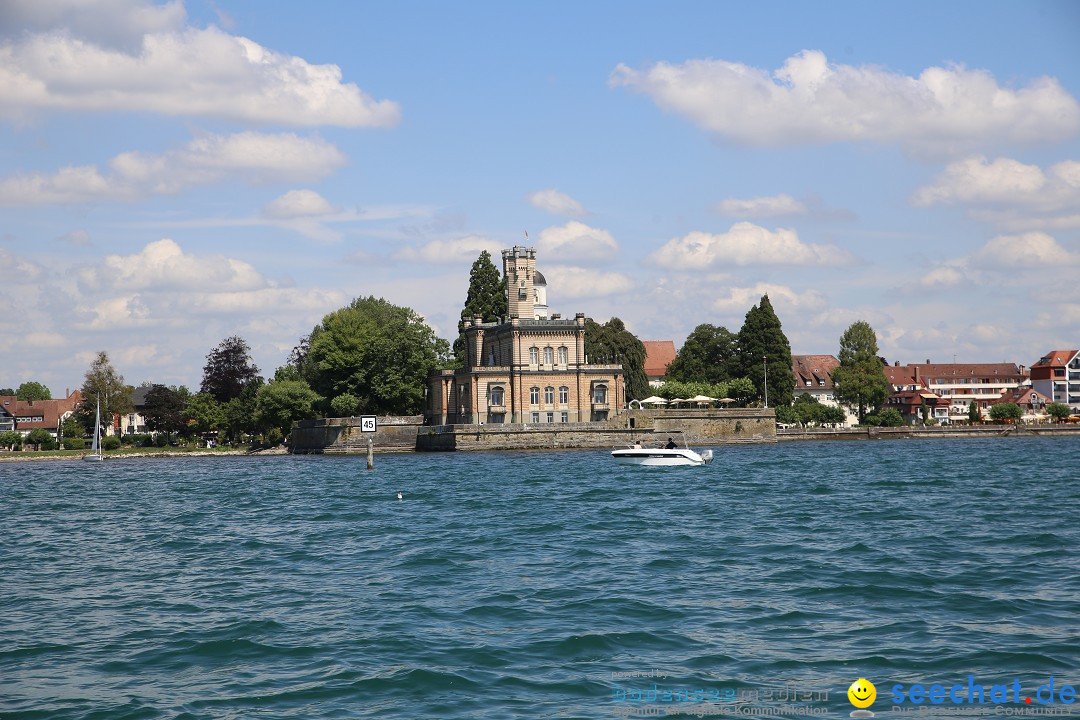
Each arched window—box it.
[530,387,540,406]
[559,386,569,405]
[593,385,607,404]
[543,347,553,365]
[490,386,504,407]
[544,386,555,405]
[558,346,568,365]
[529,347,539,366]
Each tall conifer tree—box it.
[735,295,795,407]
[832,320,889,422]
[453,251,507,366]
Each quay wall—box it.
[291,408,776,453]
[291,415,423,453]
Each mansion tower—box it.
[426,246,625,425]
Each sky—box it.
[2,0,1079,394]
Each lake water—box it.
[2,437,1079,719]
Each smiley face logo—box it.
[848,678,876,709]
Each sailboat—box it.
[83,398,104,462]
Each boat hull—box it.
[611,448,713,466]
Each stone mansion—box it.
[426,246,626,425]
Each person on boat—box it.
[665,437,676,449]
[632,441,641,449]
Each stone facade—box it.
[426,246,625,425]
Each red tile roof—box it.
[1032,350,1079,367]
[642,340,677,378]
[792,355,839,390]
[1,390,83,432]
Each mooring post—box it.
[367,436,374,470]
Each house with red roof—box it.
[1030,349,1080,413]
[0,390,83,440]
[642,340,677,388]
[791,354,857,425]
[885,360,1025,422]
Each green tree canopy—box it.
[876,408,904,426]
[0,388,15,396]
[584,317,650,402]
[16,381,52,401]
[1046,402,1070,421]
[330,393,361,417]
[26,428,55,449]
[665,324,737,384]
[201,336,262,403]
[224,378,263,442]
[0,429,22,450]
[78,351,134,435]
[831,321,890,423]
[255,379,322,437]
[989,402,1022,422]
[185,392,225,435]
[302,296,450,415]
[453,250,508,366]
[968,401,982,423]
[734,295,794,407]
[142,385,189,438]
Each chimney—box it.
[914,366,920,384]
[894,361,899,366]
[925,358,930,365]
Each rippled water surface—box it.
[3,437,1079,719]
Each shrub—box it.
[102,435,122,451]
[265,427,284,446]
[330,393,361,418]
[63,436,86,450]
[26,428,56,450]
[0,430,23,450]
[877,408,904,427]
[155,434,169,447]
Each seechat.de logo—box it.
[849,678,877,717]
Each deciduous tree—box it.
[302,296,450,415]
[142,385,189,439]
[185,392,225,436]
[255,380,322,437]
[78,351,134,436]
[1047,402,1070,421]
[831,321,890,423]
[665,324,737,384]
[584,317,650,402]
[201,336,261,403]
[16,381,52,401]
[989,402,1022,423]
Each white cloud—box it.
[78,238,267,294]
[393,235,503,264]
[912,156,1080,231]
[528,189,587,216]
[713,194,807,217]
[971,232,1080,268]
[649,221,856,269]
[611,50,1080,153]
[0,131,345,206]
[537,221,618,262]
[0,0,186,49]
[263,189,338,219]
[711,283,826,314]
[542,265,633,299]
[0,19,400,127]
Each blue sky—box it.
[2,0,1079,393]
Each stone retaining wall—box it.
[291,408,777,453]
[291,415,423,453]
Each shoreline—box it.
[0,447,289,463]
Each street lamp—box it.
[763,355,769,408]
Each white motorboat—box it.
[612,436,713,466]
